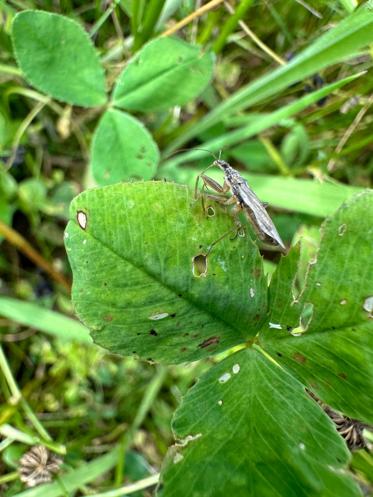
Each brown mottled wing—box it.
[238,180,286,250]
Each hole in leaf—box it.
[206,206,215,217]
[148,312,169,320]
[77,210,87,230]
[192,254,208,277]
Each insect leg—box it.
[194,165,220,199]
[196,173,227,214]
[206,227,237,256]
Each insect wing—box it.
[239,181,286,250]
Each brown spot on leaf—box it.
[103,315,113,322]
[253,267,261,278]
[293,352,306,364]
[198,336,220,348]
[338,372,347,380]
[180,347,188,352]
[149,329,158,336]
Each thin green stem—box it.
[4,87,89,159]
[260,136,291,176]
[87,474,159,497]
[90,0,121,37]
[133,0,166,50]
[213,0,254,53]
[0,63,22,76]
[6,100,47,169]
[0,345,21,401]
[0,345,66,453]
[0,471,19,485]
[114,366,167,485]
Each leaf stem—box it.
[115,366,167,485]
[6,100,47,169]
[260,136,291,176]
[0,63,22,76]
[87,474,159,497]
[90,0,121,37]
[133,0,167,50]
[0,471,19,485]
[222,1,286,65]
[213,0,254,53]
[0,346,65,454]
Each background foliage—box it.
[0,1,372,496]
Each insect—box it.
[195,152,286,253]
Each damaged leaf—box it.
[159,348,361,497]
[65,182,267,363]
[262,190,373,424]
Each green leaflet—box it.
[112,37,214,112]
[12,11,106,107]
[263,191,373,423]
[91,109,160,185]
[159,348,361,497]
[65,182,267,364]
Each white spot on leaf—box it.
[148,312,169,320]
[269,322,282,330]
[173,453,184,464]
[82,239,87,245]
[64,232,69,239]
[290,329,303,337]
[338,224,347,236]
[232,364,240,374]
[249,288,255,298]
[217,258,227,272]
[363,296,373,318]
[177,433,202,447]
[340,299,347,305]
[218,372,231,384]
[299,443,305,450]
[218,400,223,406]
[77,210,87,230]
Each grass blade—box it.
[164,3,373,152]
[0,297,91,343]
[161,72,364,167]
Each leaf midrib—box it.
[72,219,251,341]
[113,53,208,105]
